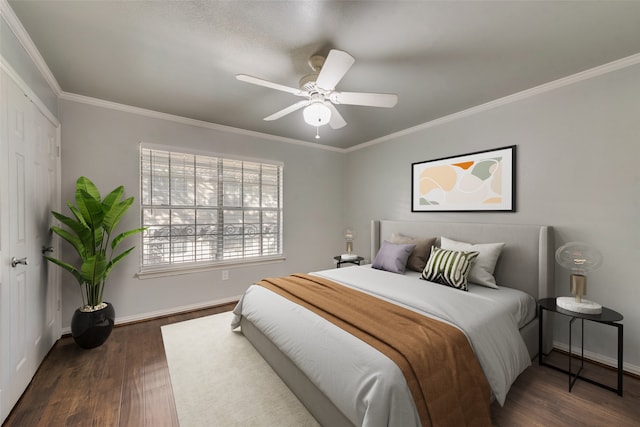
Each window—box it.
[140,145,283,271]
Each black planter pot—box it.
[71,302,115,349]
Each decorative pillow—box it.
[371,241,416,274]
[389,233,436,272]
[420,246,479,291]
[440,237,505,289]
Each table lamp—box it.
[341,227,357,260]
[555,242,603,314]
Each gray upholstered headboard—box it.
[370,220,555,357]
[371,220,554,299]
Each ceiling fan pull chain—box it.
[315,126,320,139]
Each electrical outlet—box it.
[222,270,229,281]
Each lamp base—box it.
[556,296,602,314]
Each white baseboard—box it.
[61,295,242,335]
[553,340,640,376]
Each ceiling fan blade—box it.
[315,50,355,91]
[236,74,305,96]
[326,103,347,129]
[264,100,310,121]
[330,91,398,108]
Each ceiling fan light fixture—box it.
[303,102,331,127]
[237,49,398,131]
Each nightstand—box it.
[334,255,364,268]
[538,297,623,396]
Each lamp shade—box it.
[343,227,356,242]
[555,241,603,314]
[303,102,331,127]
[343,227,356,255]
[555,242,603,275]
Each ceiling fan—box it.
[236,49,398,133]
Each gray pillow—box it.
[390,233,436,272]
[372,240,416,274]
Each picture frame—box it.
[411,145,516,212]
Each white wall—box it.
[58,99,345,326]
[344,63,640,371]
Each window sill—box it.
[136,255,286,280]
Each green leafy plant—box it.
[45,177,144,310]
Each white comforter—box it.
[232,266,531,426]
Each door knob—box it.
[11,257,28,268]
[42,246,54,254]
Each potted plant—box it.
[45,176,144,349]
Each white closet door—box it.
[0,70,60,424]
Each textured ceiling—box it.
[7,1,640,149]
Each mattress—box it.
[233,265,532,426]
[399,268,537,328]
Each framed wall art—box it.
[411,145,516,212]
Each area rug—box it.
[161,311,320,427]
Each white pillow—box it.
[440,237,505,289]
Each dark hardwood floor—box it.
[492,351,640,426]
[4,304,639,426]
[2,303,235,427]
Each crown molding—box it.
[57,51,640,154]
[0,56,60,126]
[59,91,345,153]
[345,52,640,153]
[0,0,62,96]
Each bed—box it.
[232,220,554,426]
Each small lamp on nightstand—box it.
[555,241,603,314]
[341,227,357,260]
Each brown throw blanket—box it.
[256,273,492,427]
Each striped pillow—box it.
[420,246,479,291]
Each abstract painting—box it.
[411,146,515,212]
